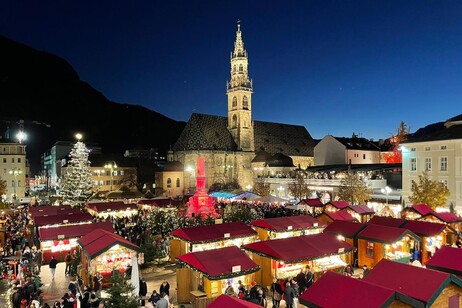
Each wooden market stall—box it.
[77,228,141,287]
[316,210,358,226]
[343,205,375,223]
[299,270,417,308]
[38,221,115,263]
[426,245,462,277]
[401,204,434,220]
[33,212,94,227]
[176,246,260,306]
[85,201,139,218]
[363,258,462,307]
[170,222,258,263]
[28,205,81,217]
[250,215,326,241]
[324,201,350,212]
[243,233,355,288]
[297,198,325,216]
[207,294,263,308]
[323,220,368,266]
[357,224,421,268]
[400,220,448,265]
[419,211,462,245]
[367,215,407,228]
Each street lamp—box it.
[104,161,117,191]
[246,184,253,192]
[9,167,22,199]
[381,186,392,205]
[277,186,285,198]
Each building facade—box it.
[0,140,27,201]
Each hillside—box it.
[0,35,186,174]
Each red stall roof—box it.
[86,202,138,213]
[78,228,140,259]
[426,246,462,277]
[137,198,182,207]
[299,271,401,308]
[401,220,446,237]
[404,204,434,216]
[250,216,326,232]
[33,213,94,227]
[326,201,350,210]
[421,212,462,223]
[346,205,375,215]
[38,222,115,241]
[367,215,407,228]
[171,222,257,244]
[176,246,259,280]
[319,211,357,222]
[208,294,263,308]
[357,224,421,244]
[29,205,78,217]
[324,220,367,238]
[363,259,462,306]
[243,233,355,263]
[298,198,324,207]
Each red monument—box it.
[186,157,218,218]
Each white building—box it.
[0,140,27,201]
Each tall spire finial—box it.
[233,20,245,56]
[237,19,241,32]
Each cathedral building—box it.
[173,23,316,191]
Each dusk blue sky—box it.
[2,1,462,140]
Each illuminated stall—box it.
[176,246,260,305]
[297,198,325,217]
[343,205,375,223]
[170,222,258,263]
[32,212,94,242]
[401,220,447,265]
[316,211,357,226]
[367,215,407,228]
[29,205,81,217]
[38,222,114,263]
[357,224,421,268]
[419,212,462,245]
[77,228,141,287]
[137,197,182,211]
[243,233,355,288]
[324,201,350,212]
[401,204,434,220]
[208,294,263,308]
[85,201,139,218]
[250,216,326,241]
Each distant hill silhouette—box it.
[0,35,186,175]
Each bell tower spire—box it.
[227,21,254,152]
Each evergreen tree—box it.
[338,170,372,205]
[60,139,94,208]
[409,171,450,210]
[105,271,139,308]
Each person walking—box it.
[159,279,170,296]
[271,278,283,307]
[34,248,43,273]
[283,281,296,308]
[64,251,73,276]
[49,256,58,280]
[93,272,103,298]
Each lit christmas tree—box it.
[60,135,94,208]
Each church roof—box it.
[173,113,315,156]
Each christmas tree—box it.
[105,270,140,308]
[60,136,94,208]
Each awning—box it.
[171,221,257,244]
[324,220,368,238]
[29,205,80,217]
[243,233,355,263]
[358,224,421,244]
[176,246,260,280]
[33,213,94,227]
[426,246,462,276]
[367,216,407,228]
[78,228,141,259]
[208,294,263,307]
[250,216,326,232]
[38,222,115,241]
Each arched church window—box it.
[176,178,180,188]
[167,178,172,188]
[233,65,236,73]
[243,96,248,109]
[232,96,237,108]
[239,64,243,72]
[232,114,237,128]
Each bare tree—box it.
[253,177,270,196]
[287,170,312,201]
[338,170,372,205]
[409,172,450,210]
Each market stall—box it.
[77,228,141,287]
[401,204,434,220]
[324,201,350,212]
[250,216,326,241]
[243,233,355,288]
[28,205,81,217]
[297,198,325,216]
[316,211,357,225]
[176,246,260,305]
[367,215,407,228]
[401,220,448,265]
[170,221,258,263]
[426,245,462,277]
[33,212,94,241]
[38,221,115,263]
[419,212,462,245]
[343,205,375,223]
[137,197,183,210]
[86,201,139,218]
[207,294,263,308]
[357,224,421,268]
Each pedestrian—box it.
[284,281,296,308]
[93,272,103,298]
[159,279,170,296]
[362,265,370,278]
[65,251,73,276]
[34,248,43,273]
[49,256,58,280]
[271,278,283,307]
[305,265,314,289]
[155,292,169,308]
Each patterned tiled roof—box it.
[173,113,315,156]
[333,136,381,151]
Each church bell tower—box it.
[227,21,254,152]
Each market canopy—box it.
[232,191,261,201]
[367,215,407,228]
[254,195,289,204]
[426,246,462,277]
[78,228,141,259]
[86,201,138,213]
[363,259,462,307]
[324,220,367,238]
[243,233,355,263]
[176,246,260,280]
[33,213,94,227]
[38,222,115,241]
[208,294,263,308]
[171,221,257,244]
[298,198,324,207]
[401,220,446,237]
[29,205,79,217]
[357,224,421,244]
[421,212,462,223]
[250,216,326,232]
[137,197,182,207]
[403,204,434,216]
[298,271,405,308]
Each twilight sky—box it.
[2,1,462,140]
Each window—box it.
[18,158,21,163]
[366,242,374,258]
[425,146,431,151]
[411,148,416,152]
[167,178,172,188]
[410,180,415,191]
[11,180,15,187]
[106,171,110,176]
[106,180,110,185]
[2,158,5,163]
[176,178,180,188]
[232,96,237,108]
[11,158,14,163]
[441,145,447,150]
[239,64,243,72]
[113,171,118,176]
[17,180,21,187]
[441,179,448,188]
[99,180,104,186]
[425,157,432,171]
[440,157,448,171]
[363,154,366,159]
[94,180,98,186]
[232,114,237,128]
[120,170,125,176]
[233,65,236,73]
[410,158,417,171]
[243,96,248,109]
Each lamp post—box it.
[381,186,392,206]
[9,167,22,199]
[104,161,117,191]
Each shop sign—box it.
[287,226,293,230]
[62,220,68,223]
[232,265,241,273]
[58,234,65,240]
[313,223,318,227]
[338,248,345,253]
[224,233,230,238]
[215,219,223,224]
